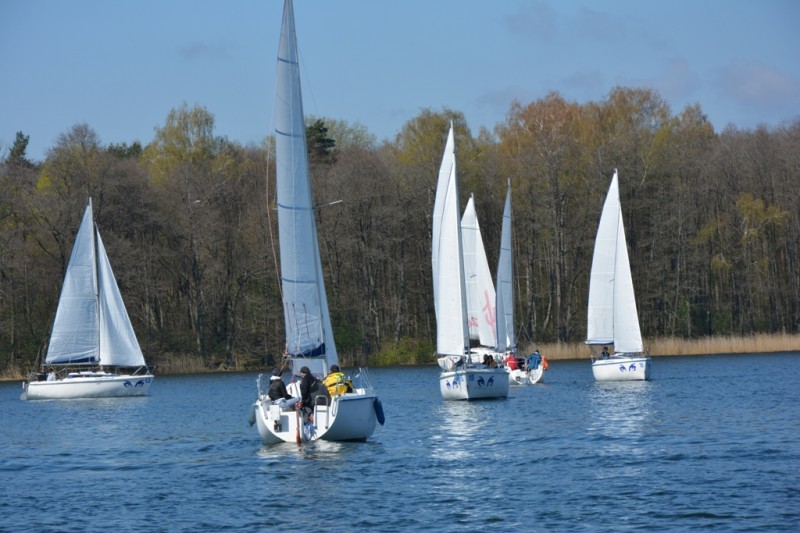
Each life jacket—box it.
[323,371,354,396]
[504,354,518,370]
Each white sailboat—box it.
[433,125,508,401]
[496,180,546,385]
[251,0,384,444]
[586,170,652,381]
[21,199,154,400]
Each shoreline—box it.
[2,333,799,382]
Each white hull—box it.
[253,390,380,445]
[439,367,509,400]
[592,356,651,381]
[22,373,154,400]
[507,365,544,386]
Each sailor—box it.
[322,364,354,396]
[299,366,330,416]
[268,368,299,410]
[526,349,542,370]
[504,353,518,370]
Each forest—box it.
[1,86,799,375]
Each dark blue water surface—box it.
[1,353,798,532]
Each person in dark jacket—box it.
[268,367,299,409]
[299,366,329,409]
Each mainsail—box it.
[275,0,338,365]
[431,125,469,357]
[495,180,516,353]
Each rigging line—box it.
[265,125,284,307]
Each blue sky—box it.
[2,0,799,162]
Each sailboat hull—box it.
[439,367,509,400]
[253,391,379,445]
[507,366,544,385]
[21,373,154,400]
[591,356,651,381]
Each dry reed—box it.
[523,332,800,360]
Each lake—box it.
[1,353,798,532]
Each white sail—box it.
[586,170,643,353]
[46,201,145,367]
[431,124,469,356]
[95,231,146,366]
[461,195,496,346]
[495,180,515,352]
[46,204,99,364]
[431,126,455,305]
[275,0,337,365]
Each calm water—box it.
[1,353,798,532]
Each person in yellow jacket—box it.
[323,364,354,396]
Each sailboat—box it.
[586,170,651,381]
[461,194,498,363]
[432,125,508,401]
[250,0,384,444]
[21,199,154,400]
[495,180,546,385]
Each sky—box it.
[2,0,799,162]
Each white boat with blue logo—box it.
[21,199,154,400]
[433,125,508,401]
[250,0,384,443]
[586,170,651,381]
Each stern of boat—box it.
[592,356,651,381]
[440,367,509,400]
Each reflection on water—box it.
[587,381,655,478]
[588,381,654,439]
[431,400,500,462]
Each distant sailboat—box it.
[433,124,508,401]
[250,0,383,443]
[21,199,154,400]
[495,180,546,385]
[586,170,652,381]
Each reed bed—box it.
[523,332,800,360]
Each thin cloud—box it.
[642,58,701,102]
[502,2,557,41]
[475,85,534,116]
[715,61,800,110]
[178,41,230,62]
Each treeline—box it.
[2,88,799,374]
